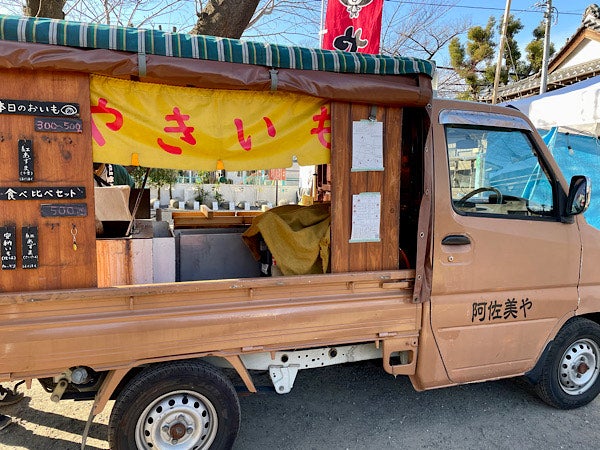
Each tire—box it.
[535,317,600,409]
[108,360,240,449]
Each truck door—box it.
[429,106,581,384]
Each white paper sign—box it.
[352,120,384,171]
[350,192,381,243]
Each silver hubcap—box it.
[558,338,600,395]
[135,390,218,449]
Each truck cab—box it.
[421,100,596,410]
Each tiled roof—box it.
[583,4,600,31]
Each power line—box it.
[381,0,582,16]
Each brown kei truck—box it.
[0,15,598,450]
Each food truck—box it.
[0,14,598,450]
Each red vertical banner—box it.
[322,0,384,54]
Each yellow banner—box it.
[90,75,331,170]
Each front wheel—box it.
[108,360,240,449]
[535,317,600,409]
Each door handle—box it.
[442,234,471,245]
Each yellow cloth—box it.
[242,204,331,275]
[90,75,331,171]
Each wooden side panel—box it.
[330,102,402,272]
[0,269,417,379]
[382,108,403,267]
[330,103,352,271]
[0,70,96,292]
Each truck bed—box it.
[0,270,417,380]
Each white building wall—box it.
[152,183,299,208]
[150,163,307,208]
[557,39,600,69]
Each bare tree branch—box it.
[381,0,471,60]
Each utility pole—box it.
[492,0,512,104]
[540,0,553,94]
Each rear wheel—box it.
[535,317,600,409]
[108,360,240,449]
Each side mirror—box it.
[566,175,591,216]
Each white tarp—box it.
[506,75,600,136]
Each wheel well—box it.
[108,357,233,400]
[525,315,600,385]
[109,365,146,400]
[577,312,600,327]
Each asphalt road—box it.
[1,360,599,449]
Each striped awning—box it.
[0,14,434,78]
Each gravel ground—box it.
[1,360,599,449]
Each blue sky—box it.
[240,1,589,64]
[445,0,587,51]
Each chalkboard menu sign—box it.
[0,186,86,200]
[22,226,38,269]
[34,117,83,133]
[41,203,88,217]
[1,225,17,270]
[0,99,79,117]
[18,139,34,182]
